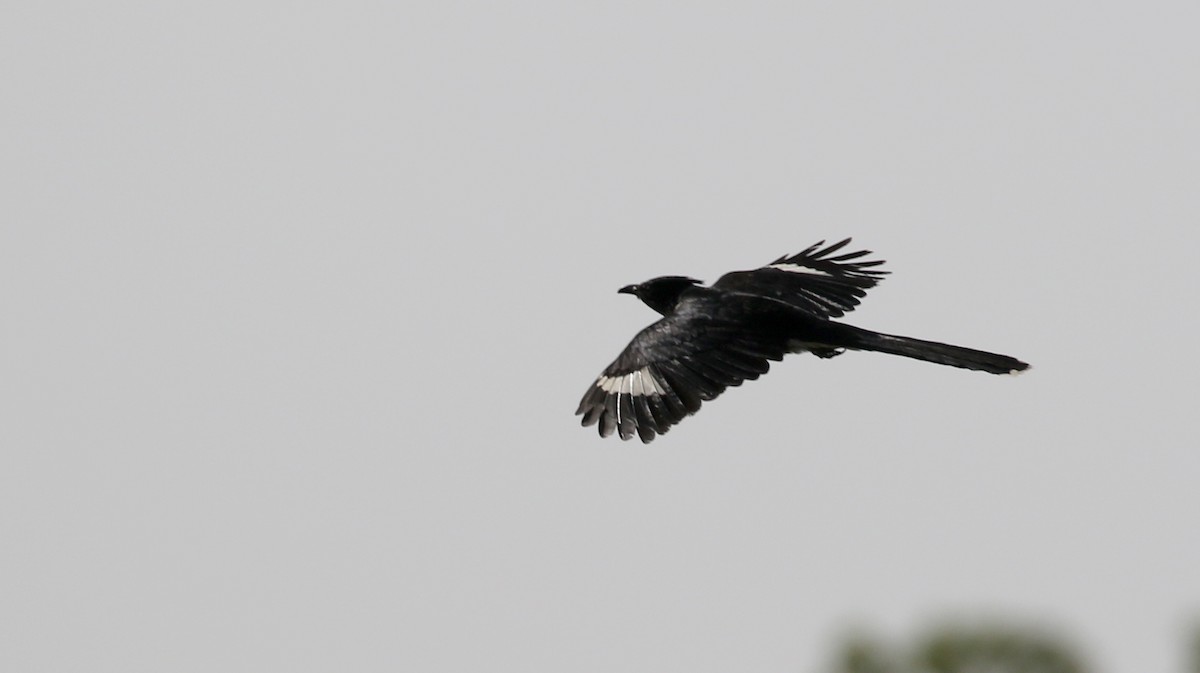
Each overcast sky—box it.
[3,2,1199,672]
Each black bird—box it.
[576,239,1029,443]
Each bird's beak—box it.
[618,284,638,295]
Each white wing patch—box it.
[597,367,664,397]
[768,262,832,276]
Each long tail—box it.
[840,326,1029,375]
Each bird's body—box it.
[576,239,1029,443]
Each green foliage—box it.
[1190,622,1200,673]
[835,633,898,673]
[915,627,1085,673]
[832,625,1087,673]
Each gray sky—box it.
[3,2,1199,672]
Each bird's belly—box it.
[787,339,846,359]
[787,339,824,353]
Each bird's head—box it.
[619,276,702,315]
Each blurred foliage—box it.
[833,633,898,673]
[829,617,1200,673]
[832,624,1087,673]
[915,627,1085,673]
[1190,622,1200,673]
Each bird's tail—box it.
[840,326,1029,375]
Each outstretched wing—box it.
[712,238,888,318]
[575,292,794,443]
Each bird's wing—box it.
[575,294,794,443]
[712,238,888,318]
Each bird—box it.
[576,238,1029,443]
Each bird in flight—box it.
[576,239,1029,443]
